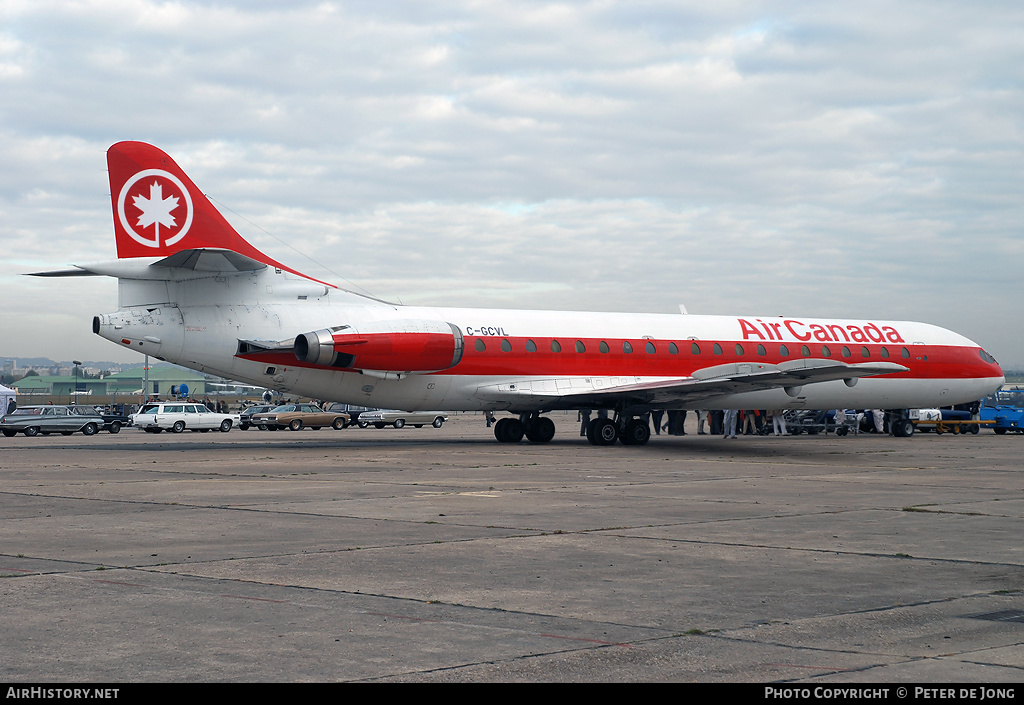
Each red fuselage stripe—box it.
[237,334,1001,380]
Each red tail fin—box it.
[107,141,325,284]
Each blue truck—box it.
[979,389,1024,434]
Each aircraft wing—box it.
[474,359,909,412]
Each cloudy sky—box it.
[2,0,1022,367]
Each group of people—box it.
[719,409,789,438]
[575,408,792,438]
[573,407,891,438]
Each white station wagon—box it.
[131,402,239,433]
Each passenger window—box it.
[861,346,870,358]
[841,346,851,358]
[757,344,766,356]
[500,339,512,352]
[901,347,910,359]
[822,346,832,358]
[734,344,744,355]
[713,343,723,355]
[575,340,586,353]
[599,341,609,353]
[880,347,890,358]
[669,342,678,354]
[623,341,633,353]
[526,339,537,352]
[691,342,701,355]
[646,341,656,354]
[801,345,810,357]
[779,344,789,357]
[474,339,486,352]
[551,340,562,353]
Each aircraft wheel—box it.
[589,418,618,446]
[432,417,444,428]
[393,419,405,429]
[620,419,650,446]
[220,420,232,432]
[172,421,185,433]
[525,417,556,443]
[494,417,523,443]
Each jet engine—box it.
[294,319,464,373]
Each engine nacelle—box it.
[294,319,464,373]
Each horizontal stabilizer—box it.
[27,248,268,281]
[27,268,100,278]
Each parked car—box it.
[326,403,371,425]
[250,403,350,431]
[131,402,239,433]
[238,404,275,430]
[1,405,106,437]
[93,405,132,433]
[356,410,448,429]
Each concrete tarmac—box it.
[1,414,1022,682]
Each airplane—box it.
[32,141,1005,445]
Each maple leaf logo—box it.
[117,168,194,250]
[132,181,179,238]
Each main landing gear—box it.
[494,414,556,444]
[491,412,652,446]
[584,416,650,446]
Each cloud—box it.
[1,1,1022,365]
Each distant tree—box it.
[23,369,39,377]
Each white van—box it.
[131,402,239,433]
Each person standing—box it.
[651,409,664,435]
[723,409,738,438]
[772,409,787,436]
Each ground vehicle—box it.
[238,404,275,430]
[249,403,350,431]
[784,409,860,436]
[980,389,1024,434]
[0,405,106,437]
[131,402,239,433]
[327,403,371,425]
[93,405,132,433]
[357,410,448,429]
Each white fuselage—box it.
[93,265,1004,412]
